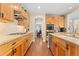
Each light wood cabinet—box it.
[66,42,78,56]
[6,49,13,56]
[21,40,27,56]
[0,3,14,20]
[13,45,22,56]
[50,35,67,56]
[50,35,79,56]
[57,45,66,56]
[46,16,55,24]
[21,34,32,56]
[46,16,65,28]
[0,33,33,56]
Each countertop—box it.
[50,32,79,46]
[0,31,32,46]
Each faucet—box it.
[72,20,78,37]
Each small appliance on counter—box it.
[59,27,66,32]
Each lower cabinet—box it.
[49,35,79,56]
[6,50,14,56]
[13,45,22,56]
[0,33,33,56]
[21,40,27,56]
[57,45,66,56]
[66,43,78,56]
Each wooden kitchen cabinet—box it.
[21,40,27,56]
[6,49,13,56]
[46,16,55,24]
[0,3,14,20]
[50,35,67,56]
[0,33,33,56]
[13,45,22,56]
[21,34,33,56]
[57,16,65,27]
[46,16,65,28]
[50,34,79,56]
[52,43,58,56]
[57,45,66,56]
[66,43,78,56]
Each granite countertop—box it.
[0,31,32,46]
[50,32,79,46]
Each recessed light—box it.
[37,6,40,9]
[69,7,73,9]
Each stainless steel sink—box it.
[64,34,79,39]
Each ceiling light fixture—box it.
[69,7,73,9]
[37,6,40,9]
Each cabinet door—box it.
[57,46,66,56]
[21,40,27,56]
[13,45,22,56]
[50,36,58,56]
[6,50,14,56]
[67,43,77,56]
[58,16,65,27]
[46,16,55,24]
[1,3,14,20]
[52,43,58,56]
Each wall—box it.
[66,8,79,33]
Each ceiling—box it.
[21,3,79,15]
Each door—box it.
[67,43,77,56]
[57,46,66,56]
[6,49,14,56]
[21,40,26,56]
[13,45,22,56]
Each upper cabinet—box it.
[13,3,30,30]
[0,3,30,28]
[46,16,65,28]
[0,3,14,21]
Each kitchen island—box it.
[49,32,79,56]
[0,31,33,56]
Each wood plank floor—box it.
[25,37,52,56]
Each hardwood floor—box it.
[25,37,52,56]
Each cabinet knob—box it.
[26,40,28,42]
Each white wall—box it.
[66,8,79,33]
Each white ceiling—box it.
[21,3,79,15]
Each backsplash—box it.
[0,21,26,35]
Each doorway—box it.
[35,24,42,38]
[35,16,42,38]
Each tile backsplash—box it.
[0,22,26,35]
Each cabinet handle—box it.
[12,42,16,45]
[14,49,16,53]
[55,44,57,47]
[26,40,28,42]
[66,44,69,50]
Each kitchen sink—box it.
[64,34,79,39]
